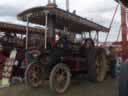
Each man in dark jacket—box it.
[119,63,128,96]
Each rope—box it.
[104,4,119,43]
[116,25,121,41]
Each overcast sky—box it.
[0,0,122,41]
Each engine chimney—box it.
[53,0,56,4]
[47,0,57,8]
[48,0,51,4]
[66,0,69,12]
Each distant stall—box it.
[0,22,45,87]
[0,22,45,49]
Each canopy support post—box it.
[25,15,30,50]
[96,31,99,46]
[44,12,49,49]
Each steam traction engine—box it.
[17,2,109,93]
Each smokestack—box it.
[47,0,57,8]
[66,0,69,12]
[48,0,51,4]
[53,0,56,4]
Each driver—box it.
[80,38,94,57]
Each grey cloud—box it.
[0,0,121,42]
[0,5,20,17]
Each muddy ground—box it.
[0,78,118,96]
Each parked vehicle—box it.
[16,3,111,93]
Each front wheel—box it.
[25,63,42,88]
[49,63,71,94]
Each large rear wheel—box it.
[88,48,108,82]
[49,64,71,93]
[96,49,108,82]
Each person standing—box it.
[109,46,117,79]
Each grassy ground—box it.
[0,78,118,96]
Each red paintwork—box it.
[121,6,127,61]
[63,56,88,72]
[112,6,128,61]
[0,65,3,79]
[0,54,6,63]
[50,36,56,47]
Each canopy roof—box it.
[116,0,128,7]
[0,22,44,34]
[17,6,109,33]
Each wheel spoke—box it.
[50,64,70,93]
[25,63,42,87]
[96,54,107,82]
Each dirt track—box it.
[0,78,118,96]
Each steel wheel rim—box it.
[96,54,107,82]
[27,64,41,87]
[53,67,68,92]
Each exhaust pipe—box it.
[48,0,51,4]
[53,0,56,4]
[66,0,69,12]
[115,0,128,8]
